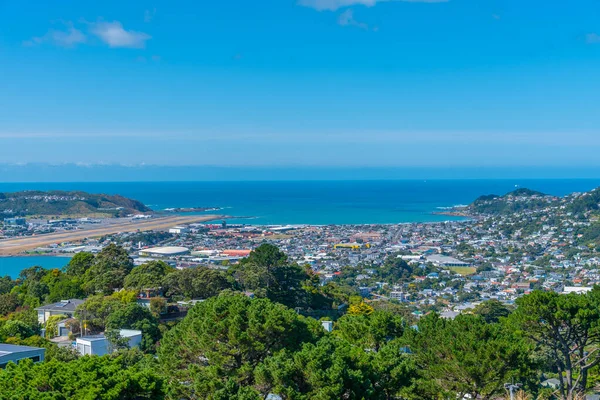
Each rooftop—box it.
[0,344,45,356]
[35,299,84,312]
[140,246,189,255]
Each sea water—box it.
[0,256,71,279]
[1,180,599,225]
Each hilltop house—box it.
[36,299,84,324]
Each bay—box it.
[0,256,71,279]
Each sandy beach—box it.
[0,215,225,255]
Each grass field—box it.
[449,267,477,276]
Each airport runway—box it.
[0,215,225,255]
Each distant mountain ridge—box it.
[0,190,152,218]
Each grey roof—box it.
[0,344,45,356]
[35,299,84,313]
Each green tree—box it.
[0,293,21,316]
[472,299,512,323]
[64,251,95,277]
[158,293,321,399]
[124,260,173,290]
[231,244,310,308]
[106,303,161,353]
[379,256,414,283]
[255,335,414,400]
[0,320,36,341]
[334,310,404,351]
[163,267,233,300]
[76,294,126,334]
[406,313,536,400]
[0,351,166,399]
[240,243,288,269]
[46,275,85,303]
[0,276,16,295]
[83,244,134,295]
[509,289,600,399]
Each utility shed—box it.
[0,344,45,368]
[76,329,142,356]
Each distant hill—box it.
[569,188,600,214]
[0,191,152,218]
[469,188,553,215]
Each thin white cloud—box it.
[338,9,368,29]
[24,25,86,48]
[89,20,151,48]
[585,33,600,44]
[298,0,448,11]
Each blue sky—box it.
[1,0,600,168]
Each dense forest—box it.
[0,190,151,217]
[1,244,600,399]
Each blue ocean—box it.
[2,180,600,278]
[1,180,599,225]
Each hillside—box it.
[0,190,152,218]
[468,188,555,215]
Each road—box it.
[0,215,225,255]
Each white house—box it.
[76,329,142,356]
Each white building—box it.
[426,254,471,268]
[139,246,190,257]
[76,329,142,356]
[0,344,45,368]
[562,286,593,294]
[169,226,189,234]
[389,291,408,302]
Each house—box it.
[0,344,45,368]
[76,329,142,356]
[36,299,84,324]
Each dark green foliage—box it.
[240,243,289,269]
[163,266,233,299]
[231,244,312,308]
[84,244,134,294]
[472,299,512,323]
[0,293,21,316]
[406,313,536,399]
[0,351,165,399]
[378,255,414,283]
[509,289,600,398]
[76,295,126,334]
[158,293,321,399]
[124,260,173,290]
[106,303,161,353]
[334,310,404,351]
[0,276,16,295]
[65,252,95,277]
